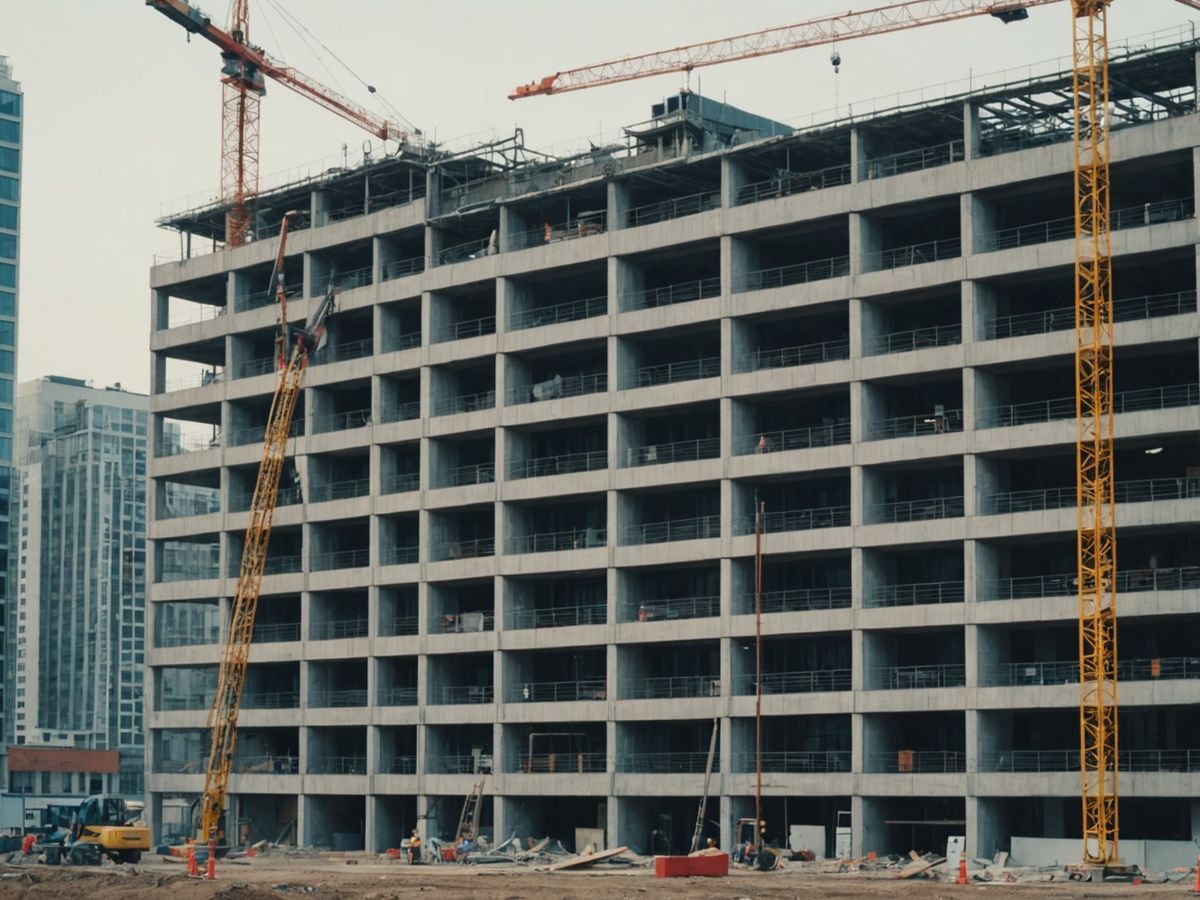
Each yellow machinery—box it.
[37,794,150,866]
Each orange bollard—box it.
[1192,854,1200,894]
[956,854,968,885]
[186,843,199,877]
[206,839,216,880]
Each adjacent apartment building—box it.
[146,29,1200,859]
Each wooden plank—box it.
[547,845,630,872]
[895,856,945,880]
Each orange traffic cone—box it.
[206,839,217,880]
[956,854,968,885]
[186,844,199,877]
[1191,854,1200,894]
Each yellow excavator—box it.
[38,795,150,865]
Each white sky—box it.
[4,0,1196,392]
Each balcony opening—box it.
[429,431,494,490]
[618,323,719,389]
[865,629,964,690]
[505,647,606,703]
[155,600,219,648]
[430,279,496,344]
[976,449,1075,515]
[617,719,718,773]
[863,545,964,608]
[379,513,419,566]
[618,240,720,312]
[507,494,606,555]
[432,192,500,264]
[310,517,369,571]
[304,793,365,849]
[379,372,420,424]
[428,506,493,562]
[233,257,301,314]
[506,418,606,481]
[309,660,367,710]
[158,271,229,329]
[379,725,417,775]
[310,589,368,641]
[159,335,225,395]
[864,459,964,524]
[230,525,299,577]
[507,261,607,331]
[308,450,369,504]
[380,295,422,352]
[733,472,851,536]
[1114,343,1199,410]
[233,726,299,776]
[504,796,608,853]
[730,714,851,775]
[378,225,425,283]
[749,794,852,860]
[621,159,720,228]
[974,174,1073,252]
[429,579,494,634]
[234,794,298,848]
[618,795,711,856]
[505,572,606,630]
[864,372,963,440]
[377,656,418,708]
[157,469,220,521]
[506,340,607,405]
[157,535,219,584]
[864,711,964,774]
[620,401,719,468]
[251,594,300,644]
[502,723,605,774]
[732,387,851,455]
[975,358,1072,429]
[732,550,851,615]
[508,182,608,250]
[227,460,299,513]
[731,217,849,292]
[859,107,963,179]
[426,651,493,706]
[243,661,299,710]
[978,535,1073,600]
[619,641,719,700]
[227,393,303,447]
[310,379,371,435]
[732,303,849,373]
[374,793,418,854]
[619,484,720,546]
[732,635,851,697]
[159,406,222,457]
[157,664,216,711]
[380,439,420,494]
[860,197,961,272]
[426,724,493,775]
[862,286,960,356]
[731,132,851,206]
[310,239,373,295]
[429,359,494,417]
[618,563,718,623]
[861,796,966,857]
[379,587,418,637]
[425,794,493,843]
[311,308,373,366]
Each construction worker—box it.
[407,829,421,864]
[706,837,717,850]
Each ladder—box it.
[457,775,486,842]
[689,717,719,853]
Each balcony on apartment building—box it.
[430,280,496,344]
[732,304,849,375]
[307,451,370,505]
[732,387,851,456]
[378,226,426,284]
[506,418,607,481]
[506,341,607,407]
[251,595,301,645]
[432,201,499,267]
[380,440,420,495]
[310,381,371,436]
[731,132,851,206]
[622,159,720,228]
[507,262,607,332]
[154,728,207,774]
[225,391,304,448]
[621,402,719,469]
[620,484,721,546]
[731,551,852,616]
[618,323,720,390]
[309,589,368,642]
[617,719,718,773]
[858,112,963,181]
[379,295,421,354]
[733,473,851,536]
[379,587,418,638]
[619,241,721,312]
[427,652,494,706]
[864,712,966,773]
[309,660,368,710]
[429,432,494,490]
[505,647,607,703]
[730,714,851,774]
[863,544,965,608]
[508,182,609,251]
[503,723,606,774]
[865,372,963,441]
[620,641,720,700]
[310,239,373,297]
[731,217,849,294]
[428,507,494,563]
[232,256,300,315]
[865,628,966,691]
[158,664,216,712]
[429,579,494,635]
[864,460,964,525]
[426,724,493,775]
[378,372,420,426]
[732,633,852,697]
[310,518,370,572]
[860,198,961,274]
[618,563,719,623]
[862,286,961,357]
[157,475,220,522]
[379,512,420,567]
[241,662,300,710]
[227,460,302,513]
[506,572,607,630]
[379,725,418,775]
[429,359,495,418]
[232,727,300,776]
[157,270,229,330]
[158,537,220,583]
[154,600,220,649]
[506,495,606,556]
[377,656,418,707]
[307,726,367,776]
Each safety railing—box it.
[435,236,496,266]
[229,485,301,513]
[235,356,276,380]
[509,295,607,331]
[869,663,966,690]
[866,323,961,356]
[1115,382,1200,414]
[311,408,371,434]
[620,752,717,773]
[159,758,202,774]
[311,548,370,571]
[159,565,220,584]
[509,678,607,702]
[867,750,966,773]
[508,449,607,480]
[980,656,1200,687]
[734,423,850,455]
[634,356,720,387]
[165,303,226,329]
[981,197,1194,253]
[980,748,1200,773]
[863,237,961,272]
[507,372,607,405]
[981,572,1074,600]
[377,686,419,707]
[431,315,496,344]
[435,610,495,633]
[164,370,224,393]
[985,290,1197,340]
[386,755,418,774]
[311,337,373,366]
[621,515,721,545]
[980,383,1199,428]
[431,463,494,489]
[382,472,420,494]
[335,266,373,293]
[241,690,299,709]
[159,692,215,711]
[430,537,495,562]
[509,212,608,249]
[233,755,299,775]
[735,504,850,535]
[380,546,419,566]
[261,554,302,576]
[311,618,368,641]
[434,685,495,705]
[381,615,418,637]
[734,255,849,293]
[382,255,425,281]
[742,339,849,372]
[229,419,303,447]
[161,433,223,456]
[519,753,607,774]
[381,400,421,423]
[385,330,421,352]
[628,674,721,700]
[308,756,367,775]
[310,689,368,709]
[309,478,370,504]
[985,477,1200,515]
[733,668,851,695]
[866,581,965,608]
[158,494,221,519]
[870,496,964,523]
[627,190,720,227]
[156,627,219,648]
[868,409,963,440]
[425,754,494,775]
[754,586,853,614]
[622,276,720,311]
[430,390,495,417]
[508,527,606,555]
[251,622,300,643]
[734,162,852,205]
[235,282,301,313]
[629,595,719,622]
[624,437,720,467]
[734,750,851,773]
[509,603,606,630]
[864,139,964,178]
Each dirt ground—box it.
[0,857,1187,900]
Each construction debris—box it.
[546,846,635,872]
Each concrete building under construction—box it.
[146,30,1200,861]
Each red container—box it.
[654,854,729,878]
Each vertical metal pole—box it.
[754,497,764,853]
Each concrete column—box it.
[849,380,867,446]
[849,212,879,277]
[497,205,514,253]
[962,192,994,256]
[963,101,981,162]
[719,235,733,317]
[850,546,865,611]
[850,127,874,184]
[152,288,169,332]
[850,794,867,857]
[607,179,630,232]
[961,367,977,434]
[850,464,865,528]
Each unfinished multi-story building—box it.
[146,29,1200,862]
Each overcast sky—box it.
[4,0,1195,393]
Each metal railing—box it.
[980,383,1199,428]
[634,356,720,387]
[870,664,966,690]
[985,477,1200,515]
[308,756,367,775]
[381,546,419,566]
[621,515,721,545]
[870,496,964,523]
[430,390,495,417]
[311,618,368,640]
[311,408,371,434]
[242,555,301,577]
[509,527,606,554]
[381,400,421,423]
[378,686,418,706]
[436,236,496,266]
[509,449,607,480]
[509,678,607,702]
[754,586,852,614]
[425,754,494,775]
[628,675,721,699]
[867,750,966,773]
[382,255,424,281]
[519,753,606,774]
[509,295,606,331]
[229,419,302,447]
[626,190,720,226]
[229,484,302,512]
[743,339,849,371]
[509,212,608,249]
[985,290,1197,340]
[165,303,226,329]
[734,750,851,773]
[980,655,1200,687]
[382,472,419,494]
[435,610,495,633]
[311,548,370,571]
[507,372,607,405]
[621,752,718,773]
[430,537,495,561]
[981,197,1194,252]
[866,581,965,608]
[509,603,606,630]
[386,755,418,774]
[381,615,418,637]
[864,140,964,178]
[735,505,850,535]
[233,755,299,775]
[868,409,964,440]
[252,622,300,643]
[309,478,370,504]
[311,337,373,366]
[624,437,720,467]
[863,237,961,272]
[434,685,495,705]
[159,566,220,583]
[629,595,718,622]
[431,463,494,489]
[431,315,496,344]
[734,423,850,455]
[235,282,301,313]
[310,689,368,708]
[385,330,421,352]
[159,494,221,519]
[981,748,1200,773]
[734,255,849,293]
[164,370,224,392]
[161,433,222,456]
[734,163,852,205]
[156,628,219,648]
[983,565,1200,600]
[734,668,851,695]
[623,276,720,311]
[866,323,961,356]
[241,690,299,709]
[235,356,276,380]
[159,693,214,711]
